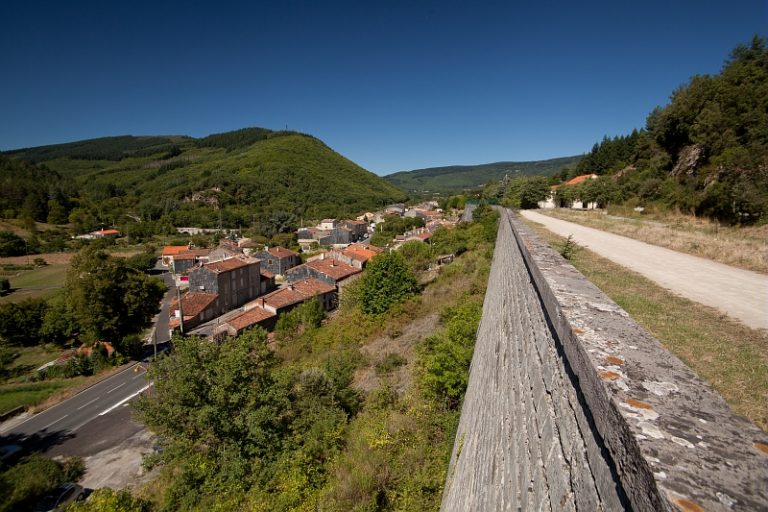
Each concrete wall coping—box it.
[507,209,768,511]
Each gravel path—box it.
[520,210,768,330]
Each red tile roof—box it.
[204,257,254,273]
[261,270,275,279]
[170,291,218,318]
[292,278,335,296]
[565,174,597,186]
[305,258,362,281]
[227,308,276,331]
[96,228,120,236]
[173,249,212,260]
[267,246,299,258]
[259,278,335,310]
[163,245,189,256]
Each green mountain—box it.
[562,36,768,224]
[384,156,581,194]
[1,128,407,237]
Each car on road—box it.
[34,483,85,511]
[0,444,23,465]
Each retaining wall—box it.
[441,209,768,511]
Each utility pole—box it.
[175,278,185,336]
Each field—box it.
[0,264,68,304]
[536,208,768,274]
[0,250,142,304]
[525,220,768,431]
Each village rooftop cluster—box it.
[160,201,456,339]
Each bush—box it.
[68,488,151,512]
[375,352,407,375]
[0,455,71,512]
[0,278,9,295]
[358,252,419,315]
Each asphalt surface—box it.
[520,209,768,330]
[2,362,152,451]
[1,262,175,458]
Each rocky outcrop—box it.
[671,144,706,177]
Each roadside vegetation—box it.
[526,220,768,431]
[122,208,498,511]
[0,246,165,415]
[535,208,767,273]
[0,454,85,512]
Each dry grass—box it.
[526,221,768,431]
[538,208,768,274]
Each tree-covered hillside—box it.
[562,36,768,224]
[1,128,407,238]
[384,156,581,194]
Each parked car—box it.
[34,483,85,511]
[0,444,23,465]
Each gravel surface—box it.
[520,210,768,330]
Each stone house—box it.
[251,278,337,315]
[326,244,379,269]
[253,246,301,276]
[169,291,220,331]
[285,258,362,287]
[187,257,261,313]
[171,248,212,274]
[341,220,369,242]
[213,307,278,337]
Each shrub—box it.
[375,352,407,376]
[358,252,418,315]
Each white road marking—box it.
[98,383,153,416]
[106,382,126,394]
[76,397,100,410]
[42,414,68,430]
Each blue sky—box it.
[1,1,765,175]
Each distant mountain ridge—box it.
[385,155,581,194]
[1,128,406,237]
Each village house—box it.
[318,219,337,230]
[251,278,337,315]
[252,246,301,276]
[325,244,379,269]
[285,258,362,288]
[207,239,245,262]
[169,291,220,331]
[171,248,212,274]
[213,307,278,337]
[385,203,405,216]
[260,270,277,294]
[187,256,261,313]
[538,174,599,210]
[161,245,191,267]
[341,220,369,242]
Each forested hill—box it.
[567,36,768,224]
[1,128,407,237]
[384,155,581,194]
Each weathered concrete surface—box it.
[442,209,625,511]
[519,209,768,330]
[442,209,768,511]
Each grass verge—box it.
[527,220,768,431]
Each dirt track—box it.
[520,210,768,331]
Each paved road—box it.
[1,262,173,456]
[151,264,176,343]
[2,363,152,443]
[520,209,768,330]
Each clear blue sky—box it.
[1,0,765,175]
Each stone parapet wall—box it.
[441,208,768,511]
